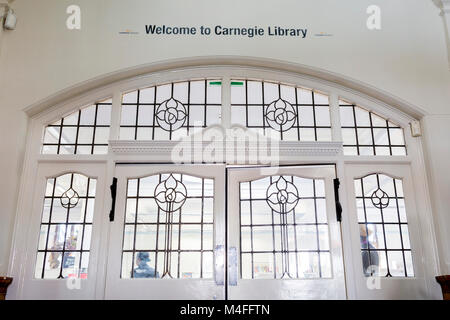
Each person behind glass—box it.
[360,225,379,276]
[133,252,159,278]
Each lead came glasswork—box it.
[42,99,112,155]
[231,80,332,141]
[154,174,187,278]
[155,98,188,132]
[371,188,389,209]
[120,80,222,140]
[60,187,80,209]
[339,100,407,156]
[240,176,332,279]
[121,173,214,279]
[35,173,96,279]
[264,98,297,132]
[355,173,414,277]
[266,176,300,278]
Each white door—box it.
[227,165,346,299]
[21,163,107,299]
[344,164,429,299]
[104,164,226,299]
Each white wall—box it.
[0,0,449,275]
[422,115,450,273]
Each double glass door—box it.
[21,162,430,300]
[104,164,346,299]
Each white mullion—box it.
[335,159,357,300]
[221,76,231,129]
[109,91,122,141]
[329,92,342,143]
[95,158,116,299]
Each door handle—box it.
[333,178,343,222]
[109,177,118,222]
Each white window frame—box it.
[7,65,441,300]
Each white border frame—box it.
[8,64,441,299]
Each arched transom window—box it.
[40,79,409,158]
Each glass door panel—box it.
[344,164,428,299]
[227,165,346,299]
[104,164,225,299]
[22,163,107,300]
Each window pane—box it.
[35,173,96,279]
[42,99,112,155]
[231,80,332,142]
[121,173,214,279]
[340,102,407,156]
[120,80,222,141]
[356,173,414,277]
[79,105,96,125]
[240,175,332,279]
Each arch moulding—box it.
[23,56,427,120]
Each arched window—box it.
[339,100,406,156]
[42,98,112,154]
[13,65,436,300]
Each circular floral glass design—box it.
[266,176,300,214]
[60,187,80,209]
[371,188,390,209]
[156,98,187,132]
[154,174,187,212]
[265,98,297,132]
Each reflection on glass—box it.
[133,252,159,278]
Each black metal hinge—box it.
[109,177,118,222]
[333,178,343,222]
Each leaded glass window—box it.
[239,176,332,279]
[231,80,332,141]
[35,173,96,279]
[42,99,112,155]
[355,173,414,277]
[339,100,407,156]
[121,173,214,279]
[119,80,222,140]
